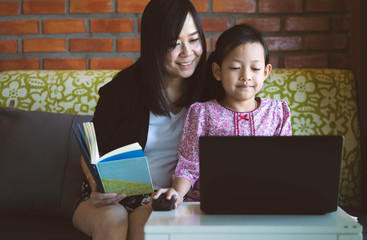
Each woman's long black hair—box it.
[139,0,207,116]
[201,24,269,102]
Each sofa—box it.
[0,69,363,239]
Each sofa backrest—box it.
[258,68,361,209]
[0,69,362,209]
[0,70,118,115]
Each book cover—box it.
[72,122,154,196]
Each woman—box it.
[72,0,207,239]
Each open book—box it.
[72,122,154,196]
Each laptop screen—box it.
[199,135,343,215]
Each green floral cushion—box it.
[0,69,362,209]
[0,70,119,115]
[258,68,361,209]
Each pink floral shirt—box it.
[173,98,292,200]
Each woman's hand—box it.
[90,191,126,208]
[81,156,126,207]
[151,188,184,209]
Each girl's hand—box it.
[151,188,184,209]
[90,191,126,208]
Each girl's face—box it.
[213,42,272,111]
[163,13,203,82]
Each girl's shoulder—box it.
[189,99,221,111]
[258,98,290,114]
[186,100,223,117]
[259,97,289,107]
[259,98,290,116]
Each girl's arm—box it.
[152,103,206,209]
[172,177,192,197]
[279,100,292,136]
[152,177,191,209]
[173,103,204,186]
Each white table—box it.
[145,202,363,240]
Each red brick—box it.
[117,0,209,14]
[269,56,279,68]
[0,59,40,71]
[305,34,348,50]
[90,58,133,70]
[44,58,87,70]
[23,0,65,14]
[117,0,149,13]
[331,54,350,69]
[236,18,281,32]
[285,17,330,31]
[23,39,67,52]
[259,0,303,13]
[0,40,18,53]
[306,0,350,12]
[90,19,134,33]
[0,20,38,35]
[333,16,350,31]
[213,0,256,13]
[70,39,113,52]
[284,55,329,68]
[70,0,113,13]
[138,18,142,32]
[265,36,303,51]
[211,38,218,51]
[201,18,231,32]
[43,19,85,34]
[0,1,19,16]
[117,38,141,52]
[205,38,210,52]
[191,0,209,12]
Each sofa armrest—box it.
[0,107,92,218]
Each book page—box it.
[83,122,100,164]
[81,122,144,164]
[99,142,142,162]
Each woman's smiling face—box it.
[163,13,203,82]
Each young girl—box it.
[152,24,292,208]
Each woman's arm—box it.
[81,156,97,191]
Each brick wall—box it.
[0,0,352,71]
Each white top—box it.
[145,203,363,239]
[144,109,187,189]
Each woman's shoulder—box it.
[99,62,142,94]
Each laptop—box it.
[199,135,343,215]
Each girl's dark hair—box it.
[201,24,269,102]
[139,0,207,116]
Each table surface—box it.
[145,202,363,235]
